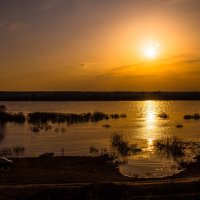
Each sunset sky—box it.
[0,0,200,91]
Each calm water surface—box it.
[0,101,200,178]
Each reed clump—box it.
[184,113,200,120]
[111,133,141,156]
[0,111,25,123]
[158,113,169,119]
[154,137,186,160]
[28,111,125,125]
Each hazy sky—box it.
[0,0,200,91]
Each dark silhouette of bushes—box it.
[0,111,25,123]
[158,113,169,119]
[28,112,125,125]
[184,113,200,120]
[90,112,109,122]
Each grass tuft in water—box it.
[111,133,141,156]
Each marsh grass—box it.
[184,113,200,120]
[158,113,169,119]
[0,112,25,123]
[111,133,141,156]
[28,111,126,125]
[154,137,186,160]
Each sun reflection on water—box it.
[145,101,158,151]
[145,100,157,131]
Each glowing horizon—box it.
[0,0,200,91]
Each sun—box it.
[143,43,160,59]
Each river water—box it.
[0,101,200,178]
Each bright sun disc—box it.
[145,47,156,58]
[143,43,160,59]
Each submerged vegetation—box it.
[154,137,186,160]
[176,124,183,128]
[28,111,126,125]
[158,113,169,119]
[102,124,111,128]
[184,113,200,120]
[111,133,141,156]
[89,133,142,166]
[0,104,127,127]
[0,111,25,123]
[154,137,200,163]
[0,105,25,123]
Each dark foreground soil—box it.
[0,156,200,200]
[0,156,130,184]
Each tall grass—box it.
[154,137,186,160]
[111,133,141,156]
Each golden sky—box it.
[0,0,200,91]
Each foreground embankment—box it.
[1,156,200,200]
[0,156,129,185]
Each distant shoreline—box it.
[0,91,200,101]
